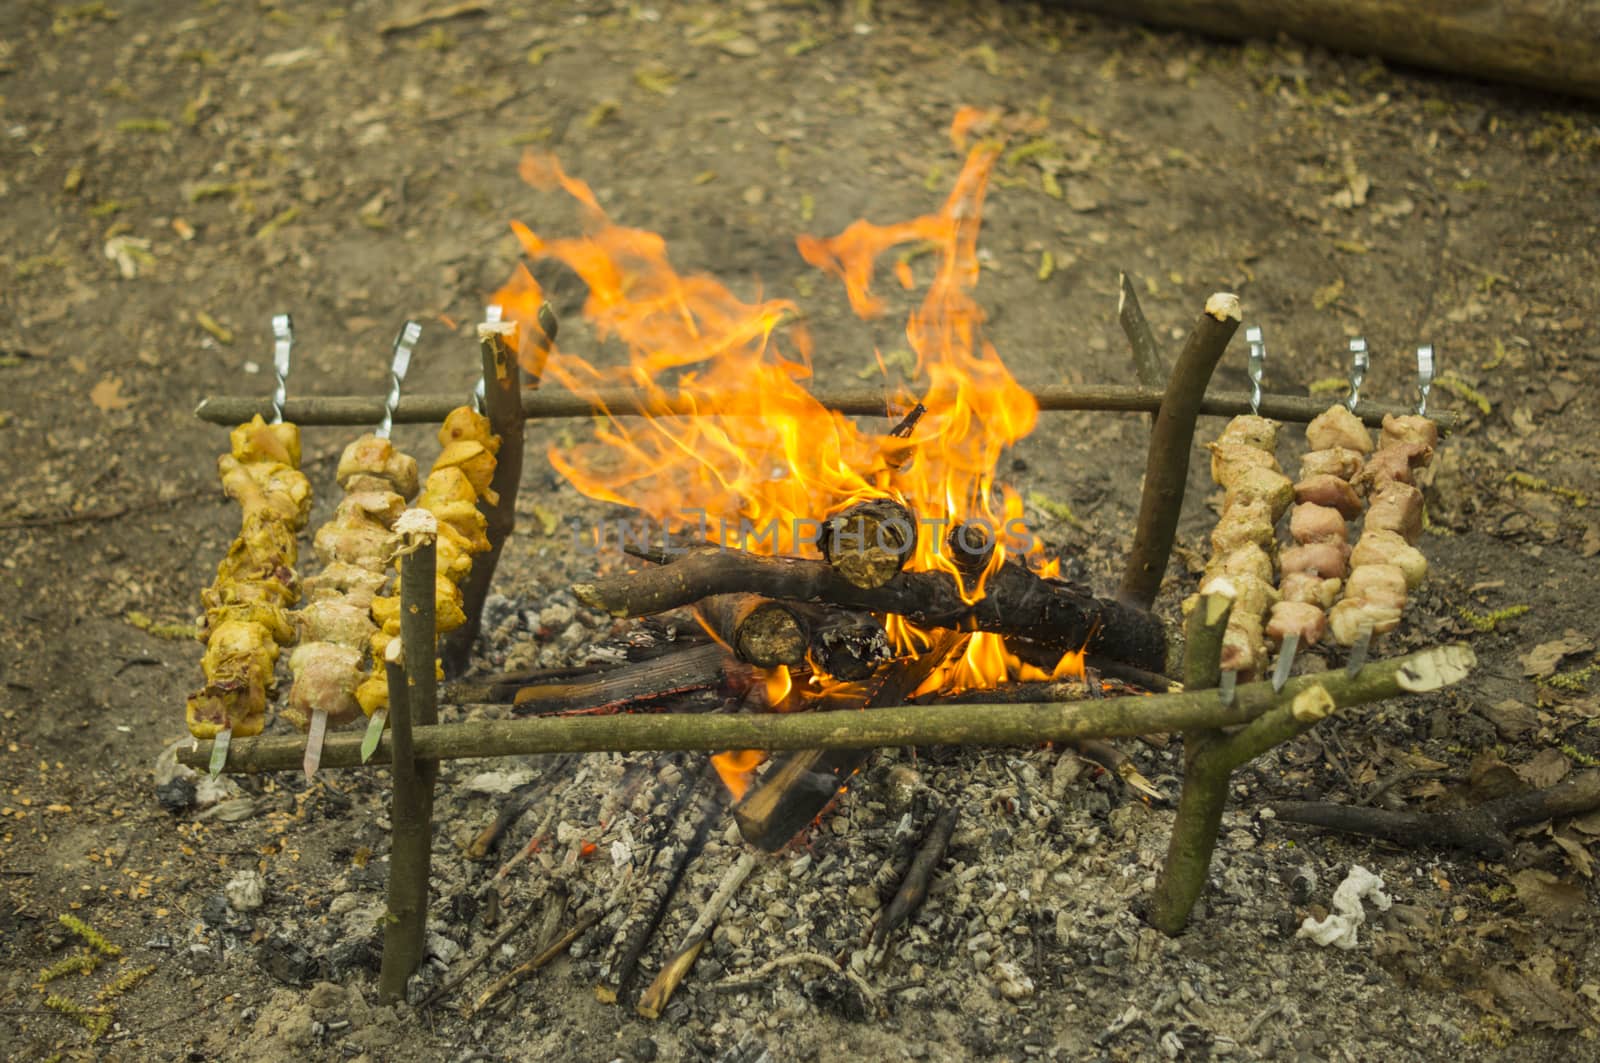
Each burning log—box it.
[819,498,917,589]
[866,804,959,966]
[696,595,891,680]
[178,644,1475,773]
[576,547,1168,674]
[732,632,967,852]
[195,383,1460,431]
[697,594,807,669]
[595,767,721,1006]
[505,643,744,715]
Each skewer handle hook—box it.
[379,320,422,439]
[270,313,293,425]
[1244,326,1265,416]
[1414,345,1435,416]
[1344,337,1368,413]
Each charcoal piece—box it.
[257,934,321,986]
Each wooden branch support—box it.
[378,513,441,1002]
[194,383,1459,432]
[178,644,1474,772]
[1119,293,1241,609]
[440,308,548,675]
[1117,271,1168,397]
[574,548,1168,674]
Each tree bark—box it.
[1053,0,1600,102]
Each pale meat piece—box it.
[219,455,312,529]
[1281,541,1351,579]
[1267,600,1327,645]
[1343,563,1408,608]
[1203,543,1275,589]
[439,405,501,455]
[1224,465,1294,522]
[296,599,376,650]
[1354,442,1433,496]
[314,516,394,569]
[1380,414,1440,451]
[1289,503,1347,546]
[1350,530,1428,589]
[1329,598,1403,643]
[1299,447,1365,483]
[229,415,301,468]
[1209,441,1279,486]
[1210,498,1276,556]
[284,643,364,731]
[1365,481,1424,543]
[1217,415,1280,452]
[337,434,420,498]
[343,489,407,528]
[302,561,389,605]
[1220,616,1267,676]
[1305,405,1373,454]
[1280,572,1342,609]
[1293,474,1363,520]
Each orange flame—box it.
[711,749,765,803]
[492,110,1076,789]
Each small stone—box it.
[257,935,319,986]
[538,602,575,630]
[225,870,266,912]
[718,35,760,57]
[329,937,379,979]
[426,933,462,964]
[307,981,346,1010]
[200,893,231,928]
[633,1036,660,1060]
[991,960,1036,1000]
[156,776,196,812]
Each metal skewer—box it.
[1345,621,1374,677]
[1270,633,1298,692]
[1343,337,1368,413]
[357,321,422,766]
[1414,344,1435,416]
[213,314,295,776]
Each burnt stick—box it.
[732,631,967,852]
[505,643,744,715]
[867,804,959,964]
[696,593,808,668]
[575,548,1168,674]
[793,602,892,681]
[195,384,1460,431]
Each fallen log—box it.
[574,547,1168,674]
[1052,0,1600,103]
[179,644,1474,772]
[1272,771,1600,857]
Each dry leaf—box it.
[1312,277,1345,310]
[1520,631,1595,677]
[1552,829,1595,879]
[1514,748,1571,789]
[90,375,133,412]
[1485,956,1592,1030]
[1510,869,1587,925]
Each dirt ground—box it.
[3,1,1600,1060]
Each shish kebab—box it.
[189,316,310,774]
[356,310,505,761]
[288,322,423,779]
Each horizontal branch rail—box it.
[179,645,1473,773]
[194,385,1456,432]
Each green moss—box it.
[1457,605,1530,633]
[1506,471,1589,508]
[59,914,120,957]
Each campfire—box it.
[180,110,1475,1012]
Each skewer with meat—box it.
[1329,414,1437,652]
[187,413,311,769]
[356,405,501,758]
[285,435,420,778]
[1191,414,1291,684]
[1263,404,1371,678]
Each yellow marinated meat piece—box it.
[229,415,302,468]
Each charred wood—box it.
[732,632,966,852]
[636,851,759,1020]
[819,498,917,589]
[867,804,959,965]
[697,593,807,668]
[577,547,1167,674]
[1272,771,1600,857]
[506,643,745,715]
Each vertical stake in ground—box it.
[1118,293,1242,612]
[440,304,557,675]
[378,510,439,1002]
